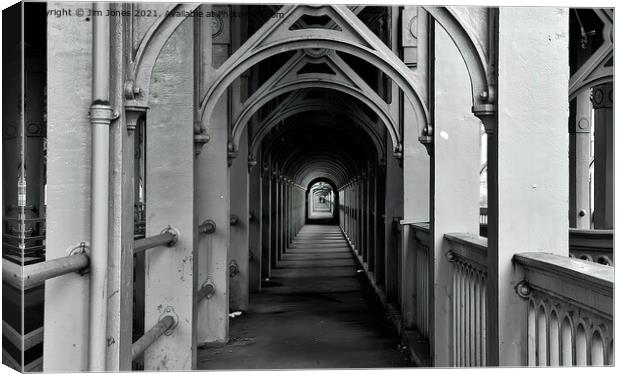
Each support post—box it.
[569,91,592,229]
[591,83,613,230]
[249,155,263,292]
[229,126,249,311]
[143,16,196,369]
[195,3,230,344]
[430,23,481,366]
[486,8,569,366]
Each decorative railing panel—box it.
[445,233,488,367]
[514,253,613,366]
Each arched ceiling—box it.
[260,111,378,189]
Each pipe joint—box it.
[89,103,119,126]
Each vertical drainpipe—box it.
[89,1,113,370]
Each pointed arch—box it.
[199,5,430,148]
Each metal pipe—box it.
[134,231,177,254]
[89,2,112,370]
[131,316,175,361]
[2,255,89,290]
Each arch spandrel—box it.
[125,3,201,107]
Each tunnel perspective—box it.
[249,89,389,274]
[208,81,411,368]
[306,178,338,224]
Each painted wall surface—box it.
[144,17,195,370]
[44,3,92,370]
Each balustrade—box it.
[514,253,613,366]
[409,223,431,339]
[568,229,613,266]
[444,233,487,367]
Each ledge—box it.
[444,233,488,270]
[514,252,613,292]
[400,220,430,231]
[444,232,487,251]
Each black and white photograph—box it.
[0,0,616,372]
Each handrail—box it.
[131,315,176,360]
[2,253,89,290]
[134,227,178,254]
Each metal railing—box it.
[134,227,178,254]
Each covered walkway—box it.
[198,225,411,369]
[2,3,614,372]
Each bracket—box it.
[160,226,180,247]
[199,219,217,235]
[67,241,90,276]
[514,280,531,299]
[159,306,179,336]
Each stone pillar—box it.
[591,83,613,229]
[374,164,387,288]
[486,7,569,366]
[401,96,430,329]
[368,167,376,273]
[144,17,196,369]
[569,90,592,229]
[261,161,272,280]
[270,171,278,269]
[229,127,249,311]
[195,5,230,344]
[249,157,262,293]
[384,141,403,303]
[430,24,481,366]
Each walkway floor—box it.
[198,224,412,370]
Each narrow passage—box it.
[198,225,412,369]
